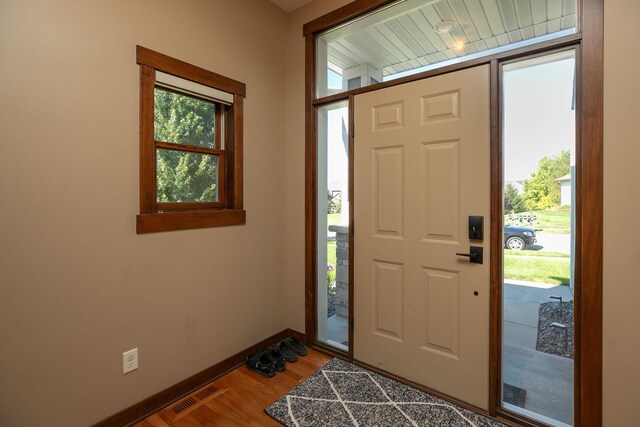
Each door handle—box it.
[456,252,478,258]
[456,246,483,264]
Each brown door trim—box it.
[575,0,603,425]
[304,34,317,347]
[303,0,397,37]
[348,94,355,361]
[304,1,603,425]
[488,58,502,416]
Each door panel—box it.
[354,65,490,409]
[373,146,404,237]
[422,139,460,241]
[373,260,404,341]
[422,267,459,357]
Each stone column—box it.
[329,225,349,318]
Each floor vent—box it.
[503,383,527,408]
[167,384,227,421]
[194,385,218,400]
[171,396,197,414]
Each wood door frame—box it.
[304,0,603,425]
[492,45,586,427]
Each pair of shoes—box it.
[269,348,286,372]
[246,338,308,378]
[273,340,298,362]
[246,348,286,378]
[274,337,308,363]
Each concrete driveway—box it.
[528,233,570,254]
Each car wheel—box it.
[506,236,526,250]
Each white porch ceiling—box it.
[323,0,577,77]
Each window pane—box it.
[156,149,218,202]
[154,87,216,149]
[501,50,576,426]
[316,100,349,351]
[316,0,577,98]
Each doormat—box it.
[536,300,574,359]
[265,358,508,426]
[502,383,526,408]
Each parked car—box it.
[504,225,537,250]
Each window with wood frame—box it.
[136,46,246,233]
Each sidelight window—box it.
[501,49,577,426]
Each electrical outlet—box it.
[122,348,138,374]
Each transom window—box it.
[315,0,578,98]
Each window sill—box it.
[136,209,246,234]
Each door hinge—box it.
[349,317,354,333]
[351,121,355,137]
[350,219,354,234]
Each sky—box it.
[324,53,576,188]
[325,105,349,192]
[503,56,576,182]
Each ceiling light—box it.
[453,40,466,51]
[435,20,456,34]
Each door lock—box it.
[469,216,484,240]
[456,246,483,264]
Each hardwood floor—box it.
[134,349,331,427]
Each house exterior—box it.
[556,173,572,206]
[0,1,638,426]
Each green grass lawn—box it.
[505,250,569,258]
[327,242,337,266]
[326,213,342,268]
[534,209,571,229]
[505,208,571,234]
[504,256,570,285]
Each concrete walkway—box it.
[326,314,348,349]
[503,281,574,426]
[503,281,573,349]
[503,344,574,426]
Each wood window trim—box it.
[304,0,603,426]
[135,46,246,234]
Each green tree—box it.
[328,191,342,214]
[504,183,526,213]
[154,88,218,202]
[524,151,570,210]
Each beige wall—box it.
[1,0,638,425]
[0,1,288,425]
[603,0,640,425]
[282,0,351,332]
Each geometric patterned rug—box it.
[265,359,508,426]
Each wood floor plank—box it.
[135,349,331,427]
[139,414,171,427]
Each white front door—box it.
[354,65,491,409]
